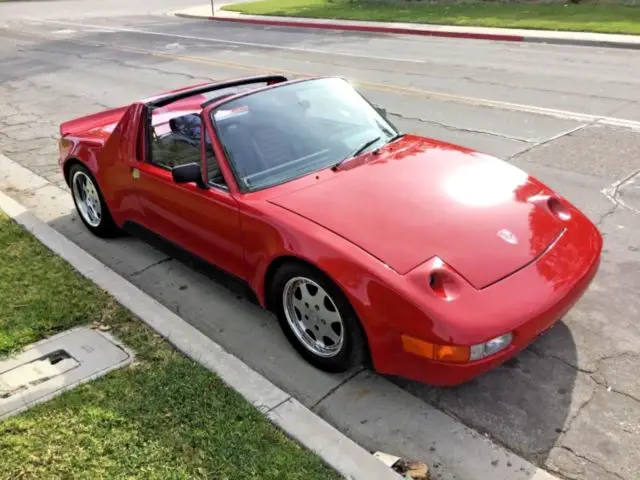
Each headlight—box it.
[469,333,513,361]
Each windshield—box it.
[210,77,400,191]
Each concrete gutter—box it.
[170,5,640,50]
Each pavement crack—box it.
[558,446,625,480]
[594,351,635,370]
[265,396,292,414]
[562,383,597,439]
[596,204,619,227]
[387,110,532,143]
[591,352,640,404]
[24,43,211,82]
[309,367,364,410]
[128,257,172,278]
[592,378,640,404]
[601,167,640,215]
[527,346,595,374]
[551,355,595,374]
[509,122,595,161]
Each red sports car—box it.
[58,75,602,386]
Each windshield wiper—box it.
[331,136,381,171]
[386,132,405,144]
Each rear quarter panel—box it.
[60,103,146,225]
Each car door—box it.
[132,109,246,280]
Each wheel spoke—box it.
[291,292,305,312]
[303,282,319,300]
[321,324,341,345]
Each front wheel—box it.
[69,164,120,238]
[270,262,368,373]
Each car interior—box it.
[149,84,370,191]
[151,112,226,187]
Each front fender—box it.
[239,201,440,372]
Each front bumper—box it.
[372,220,602,387]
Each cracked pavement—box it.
[0,5,639,479]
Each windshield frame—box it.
[206,77,401,193]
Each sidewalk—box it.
[171,4,640,49]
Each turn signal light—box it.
[401,335,470,363]
[58,138,72,154]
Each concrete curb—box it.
[172,8,640,50]
[0,164,401,480]
[174,11,523,42]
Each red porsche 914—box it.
[58,75,602,386]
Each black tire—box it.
[270,262,369,373]
[68,163,121,238]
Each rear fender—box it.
[61,141,103,186]
[59,106,129,137]
[62,103,147,224]
[94,102,146,210]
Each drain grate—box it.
[1,327,134,420]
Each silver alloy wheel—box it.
[282,276,345,358]
[71,170,102,228]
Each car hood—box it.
[268,135,565,289]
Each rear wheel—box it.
[270,262,368,373]
[69,164,120,238]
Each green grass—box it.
[224,0,640,35]
[0,213,339,480]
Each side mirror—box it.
[172,162,207,189]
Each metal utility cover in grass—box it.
[0,326,134,420]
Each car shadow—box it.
[389,321,579,467]
[122,221,261,305]
[46,206,579,472]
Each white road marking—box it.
[163,42,183,50]
[26,18,640,132]
[82,28,121,33]
[34,18,429,64]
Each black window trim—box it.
[146,75,288,109]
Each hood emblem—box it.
[497,229,518,245]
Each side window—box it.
[150,111,227,189]
[150,113,203,170]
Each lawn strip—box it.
[0,213,339,480]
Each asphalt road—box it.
[1,4,639,480]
